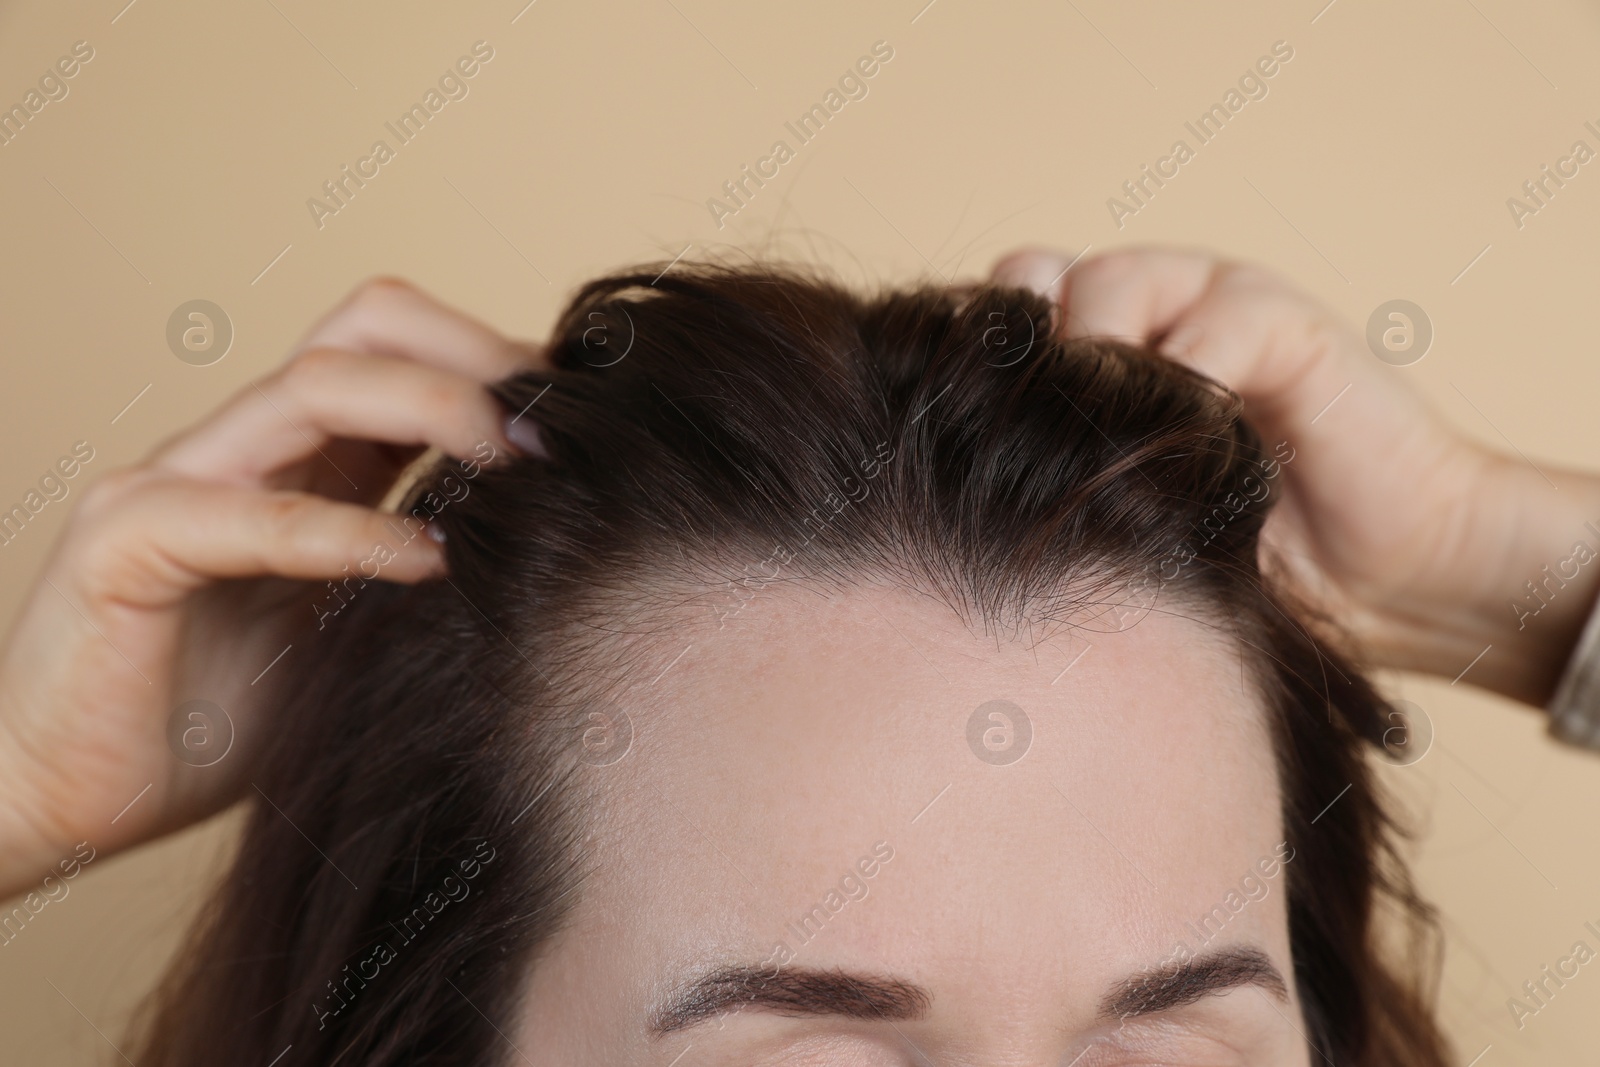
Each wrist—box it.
[0,725,78,899]
[1374,453,1600,705]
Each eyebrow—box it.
[649,965,930,1036]
[1099,946,1290,1019]
[649,947,1288,1037]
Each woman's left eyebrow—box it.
[1098,945,1290,1020]
[648,965,931,1036]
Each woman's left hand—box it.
[991,245,1600,708]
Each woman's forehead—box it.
[557,582,1288,994]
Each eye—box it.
[680,1028,914,1067]
[1065,1014,1262,1067]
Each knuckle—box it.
[350,275,417,310]
[1220,261,1280,293]
[280,345,347,397]
[438,381,492,430]
[68,531,130,602]
[1239,273,1333,341]
[62,479,167,599]
[259,492,322,542]
[1302,313,1350,361]
[289,344,344,379]
[72,467,153,524]
[1076,250,1143,293]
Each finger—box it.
[151,348,523,485]
[1056,248,1219,342]
[1152,273,1427,443]
[991,247,1220,343]
[63,474,446,611]
[994,247,1436,447]
[990,247,1076,301]
[297,277,542,381]
[1153,276,1330,405]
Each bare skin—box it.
[995,247,1600,705]
[0,246,1592,908]
[514,583,1311,1066]
[0,278,538,895]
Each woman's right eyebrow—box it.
[648,965,931,1036]
[1098,945,1290,1020]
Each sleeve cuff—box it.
[1546,586,1600,748]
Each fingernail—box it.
[503,414,549,459]
[425,522,447,544]
[1161,324,1203,358]
[992,249,1073,300]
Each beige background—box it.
[1,0,1598,1061]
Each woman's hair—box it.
[133,263,1451,1066]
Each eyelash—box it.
[1063,1021,1252,1067]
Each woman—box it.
[1,247,1594,1064]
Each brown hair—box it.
[133,262,1451,1066]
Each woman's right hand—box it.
[0,278,540,899]
[993,246,1600,709]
